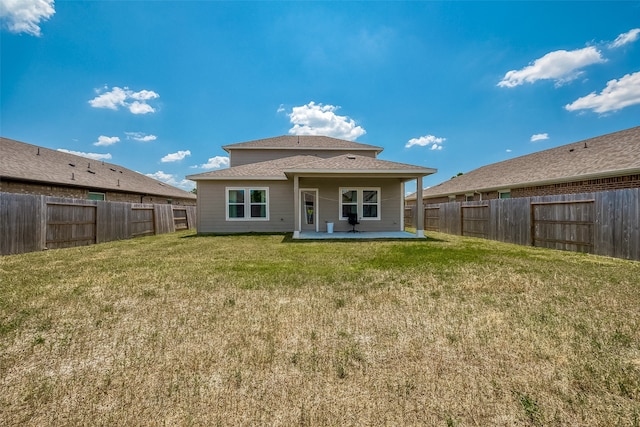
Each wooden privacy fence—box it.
[405,188,639,261]
[1,193,196,255]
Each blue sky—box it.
[2,1,639,193]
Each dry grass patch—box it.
[1,231,639,426]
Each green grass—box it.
[1,231,639,426]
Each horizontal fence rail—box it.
[404,188,639,261]
[1,193,196,255]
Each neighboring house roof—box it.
[222,135,384,154]
[187,153,436,181]
[412,126,640,199]
[1,137,196,200]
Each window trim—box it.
[498,189,511,199]
[225,187,269,221]
[339,187,381,221]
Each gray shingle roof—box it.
[419,126,640,198]
[187,155,317,180]
[187,153,436,181]
[1,137,196,200]
[285,154,436,175]
[222,135,384,153]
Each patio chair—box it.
[347,213,360,232]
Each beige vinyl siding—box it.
[196,177,405,234]
[229,149,378,167]
[196,180,294,233]
[299,177,405,232]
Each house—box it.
[187,135,436,237]
[407,126,640,205]
[0,137,196,205]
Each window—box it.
[341,189,358,218]
[339,188,380,220]
[362,190,378,218]
[88,192,105,201]
[226,188,269,220]
[498,190,511,199]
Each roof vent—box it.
[347,155,356,159]
[69,163,76,167]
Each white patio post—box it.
[416,177,425,238]
[293,175,300,238]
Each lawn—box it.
[1,231,639,426]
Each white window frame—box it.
[339,187,381,221]
[225,187,269,221]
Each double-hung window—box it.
[226,187,269,220]
[340,188,380,220]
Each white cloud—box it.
[198,156,230,170]
[88,87,127,110]
[506,149,512,153]
[0,0,55,36]
[125,132,157,142]
[89,86,159,114]
[93,135,120,147]
[498,47,605,88]
[565,71,640,114]
[161,150,191,163]
[57,149,112,161]
[146,171,194,191]
[286,102,366,141]
[610,28,640,49]
[405,135,446,149]
[530,133,549,142]
[129,89,160,101]
[128,101,155,115]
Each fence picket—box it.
[406,188,639,261]
[1,193,196,255]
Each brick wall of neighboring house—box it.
[1,180,86,199]
[0,180,196,205]
[513,174,640,198]
[419,173,640,204]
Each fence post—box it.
[39,195,47,251]
[530,202,535,247]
